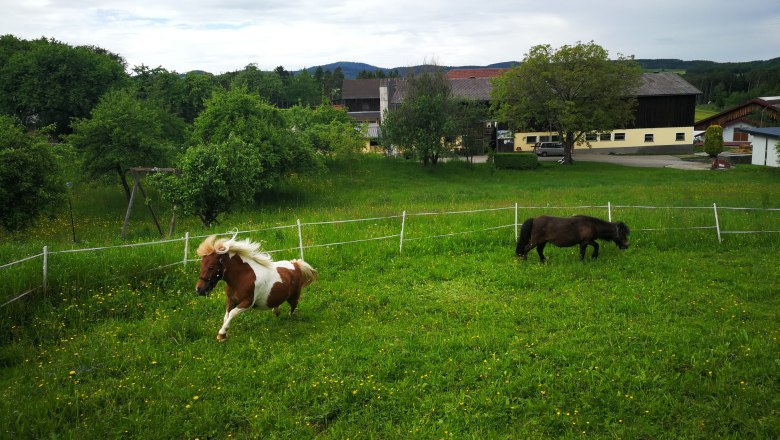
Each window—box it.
[644,134,654,142]
[585,133,597,141]
[539,135,551,142]
[599,133,611,141]
[526,135,537,144]
[733,131,748,142]
[614,133,625,141]
[676,132,685,141]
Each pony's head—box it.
[615,222,630,249]
[196,235,226,296]
[195,234,274,296]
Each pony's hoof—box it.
[217,333,227,342]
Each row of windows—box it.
[525,132,686,144]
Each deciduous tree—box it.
[152,136,261,227]
[381,65,461,166]
[0,115,64,231]
[0,35,128,137]
[491,41,642,164]
[68,89,179,199]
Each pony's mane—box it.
[197,235,274,268]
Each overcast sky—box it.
[3,0,779,74]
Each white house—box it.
[738,127,780,167]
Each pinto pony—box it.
[515,215,630,262]
[195,235,318,341]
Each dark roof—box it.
[736,127,780,138]
[449,78,492,100]
[384,72,700,105]
[390,78,493,104]
[446,68,510,79]
[341,79,380,99]
[635,72,702,96]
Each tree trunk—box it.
[561,132,575,165]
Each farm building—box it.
[737,127,780,167]
[694,97,780,148]
[340,71,701,154]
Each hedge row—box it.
[494,152,539,170]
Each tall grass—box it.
[1,156,779,438]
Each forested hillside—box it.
[635,58,780,108]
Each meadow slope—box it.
[1,157,779,438]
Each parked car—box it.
[533,142,565,157]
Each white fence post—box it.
[713,203,722,243]
[183,232,189,268]
[42,246,48,295]
[297,219,304,260]
[399,211,407,254]
[514,203,519,242]
[608,201,612,222]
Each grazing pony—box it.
[195,235,318,342]
[515,215,630,262]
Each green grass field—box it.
[1,156,779,438]
[695,106,718,122]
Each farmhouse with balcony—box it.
[341,70,701,154]
[694,97,780,147]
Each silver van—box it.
[533,142,564,157]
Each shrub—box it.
[494,152,539,170]
[704,125,724,158]
[0,116,64,231]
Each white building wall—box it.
[723,121,756,143]
[751,135,780,167]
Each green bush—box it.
[494,152,539,169]
[704,125,724,157]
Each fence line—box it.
[2,202,779,308]
[50,237,186,255]
[0,252,45,270]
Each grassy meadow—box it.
[695,106,719,123]
[1,156,779,438]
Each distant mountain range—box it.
[304,58,780,79]
[303,61,521,79]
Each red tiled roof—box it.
[446,68,510,79]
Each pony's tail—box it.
[516,218,534,258]
[293,260,319,288]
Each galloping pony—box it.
[195,234,318,341]
[515,215,630,262]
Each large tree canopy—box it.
[68,89,181,199]
[159,88,322,226]
[284,104,365,158]
[491,41,643,164]
[0,35,128,137]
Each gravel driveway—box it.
[467,154,711,170]
[563,154,711,170]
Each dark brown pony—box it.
[515,215,630,262]
[195,235,318,342]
